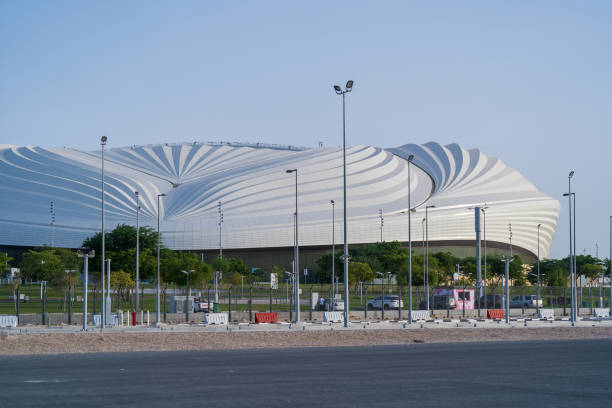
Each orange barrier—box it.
[255,312,278,323]
[487,309,505,319]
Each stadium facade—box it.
[0,141,559,270]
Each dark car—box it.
[419,295,457,310]
[479,294,504,309]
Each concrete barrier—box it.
[205,313,228,325]
[594,308,610,318]
[0,315,18,328]
[323,311,344,323]
[92,314,118,326]
[538,309,555,319]
[411,310,430,321]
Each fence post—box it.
[16,287,20,326]
[42,282,47,325]
[462,284,466,319]
[309,288,312,321]
[185,291,189,323]
[398,286,402,320]
[141,286,144,313]
[116,287,120,315]
[228,287,232,322]
[521,287,525,316]
[269,285,273,313]
[381,284,385,320]
[589,286,593,316]
[68,283,72,325]
[364,286,368,319]
[249,285,253,323]
[550,287,553,309]
[93,284,97,315]
[563,287,567,316]
[207,287,211,313]
[163,288,167,322]
[447,287,450,318]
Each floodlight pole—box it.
[100,136,107,331]
[406,155,414,324]
[501,256,511,324]
[286,169,299,323]
[609,216,611,317]
[331,200,335,302]
[156,193,165,325]
[333,80,353,327]
[135,191,140,313]
[425,205,435,312]
[537,223,541,315]
[475,206,481,317]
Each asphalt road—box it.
[1,339,611,408]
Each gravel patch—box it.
[2,326,612,355]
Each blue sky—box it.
[1,1,610,259]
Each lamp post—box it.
[474,206,482,317]
[331,200,335,303]
[333,79,354,328]
[100,135,107,331]
[564,170,575,323]
[135,191,140,313]
[482,206,489,309]
[406,154,414,323]
[425,205,435,312]
[156,193,166,325]
[537,223,542,315]
[501,256,511,324]
[422,217,426,309]
[286,169,299,323]
[609,216,611,317]
[77,250,95,331]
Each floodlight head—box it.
[286,169,296,173]
[333,85,342,94]
[330,199,335,204]
[346,80,354,90]
[569,170,574,178]
[135,191,139,196]
[426,205,436,209]
[538,223,542,228]
[563,193,570,197]
[407,154,414,162]
[100,136,107,144]
[158,193,166,197]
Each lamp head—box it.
[286,169,296,173]
[346,80,354,90]
[569,170,574,179]
[407,154,414,162]
[330,199,334,204]
[135,191,139,196]
[100,136,107,145]
[333,85,342,94]
[159,193,166,197]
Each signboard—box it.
[270,273,278,289]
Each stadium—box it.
[0,141,559,270]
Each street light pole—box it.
[425,205,435,312]
[609,216,611,317]
[475,206,482,317]
[286,169,299,323]
[100,135,107,331]
[156,193,166,325]
[565,171,575,323]
[406,154,414,324]
[331,200,335,303]
[334,80,353,327]
[501,256,511,324]
[537,223,542,315]
[135,191,140,313]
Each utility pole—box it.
[77,250,95,331]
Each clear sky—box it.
[1,1,610,259]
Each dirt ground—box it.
[2,326,612,355]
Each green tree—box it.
[19,250,65,286]
[110,270,135,303]
[348,261,375,287]
[0,252,13,278]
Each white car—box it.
[510,295,543,308]
[367,296,403,310]
[193,298,211,312]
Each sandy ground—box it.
[2,326,612,355]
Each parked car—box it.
[193,298,211,312]
[315,297,345,311]
[510,295,543,309]
[367,296,403,310]
[419,295,457,310]
[479,294,505,309]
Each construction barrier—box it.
[594,308,610,318]
[538,309,555,319]
[323,311,344,323]
[255,312,278,323]
[92,314,118,326]
[205,313,228,325]
[411,310,430,321]
[487,309,505,319]
[0,315,18,328]
[132,311,137,326]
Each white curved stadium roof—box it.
[0,141,559,258]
